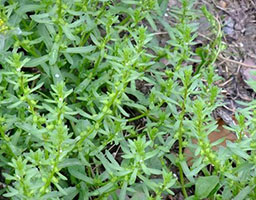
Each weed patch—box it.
[0,0,256,199]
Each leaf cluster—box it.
[0,0,255,199]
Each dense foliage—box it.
[0,0,256,199]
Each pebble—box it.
[219,1,227,8]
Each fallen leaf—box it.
[168,0,179,7]
[219,1,227,9]
[241,58,256,82]
[167,192,184,200]
[160,58,169,65]
[184,118,237,166]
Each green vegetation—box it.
[0,0,255,199]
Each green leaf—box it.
[63,187,79,200]
[37,24,53,49]
[30,13,52,24]
[41,191,62,199]
[54,182,68,195]
[27,74,41,82]
[76,108,93,120]
[117,104,130,117]
[40,63,50,75]
[227,141,250,160]
[16,4,44,15]
[120,181,128,200]
[25,55,49,67]
[121,0,140,4]
[77,182,89,199]
[105,151,122,170]
[63,25,76,40]
[147,168,162,175]
[3,173,16,181]
[131,192,147,200]
[51,65,63,84]
[195,176,219,198]
[63,53,74,65]
[3,187,19,197]
[68,166,94,184]
[181,161,194,183]
[90,182,114,196]
[145,13,157,31]
[59,158,82,168]
[49,42,59,65]
[233,186,252,200]
[7,100,23,109]
[96,153,112,174]
[185,195,198,200]
[30,82,44,93]
[129,168,138,184]
[138,174,158,190]
[63,46,96,54]
[75,78,90,93]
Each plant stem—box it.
[177,86,188,198]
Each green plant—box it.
[0,0,255,199]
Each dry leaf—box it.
[168,0,179,7]
[219,1,227,8]
[241,58,256,82]
[167,192,184,200]
[160,58,168,65]
[184,118,237,166]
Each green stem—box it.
[119,16,131,26]
[177,87,188,198]
[127,112,147,122]
[79,30,92,46]
[178,164,187,197]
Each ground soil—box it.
[202,0,256,110]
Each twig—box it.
[211,0,231,15]
[198,17,256,69]
[152,31,168,35]
[198,32,212,41]
[154,9,256,70]
[249,0,255,6]
[219,55,256,69]
[218,76,233,87]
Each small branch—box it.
[219,55,256,69]
[197,17,256,69]
[152,31,168,36]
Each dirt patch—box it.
[200,0,256,110]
